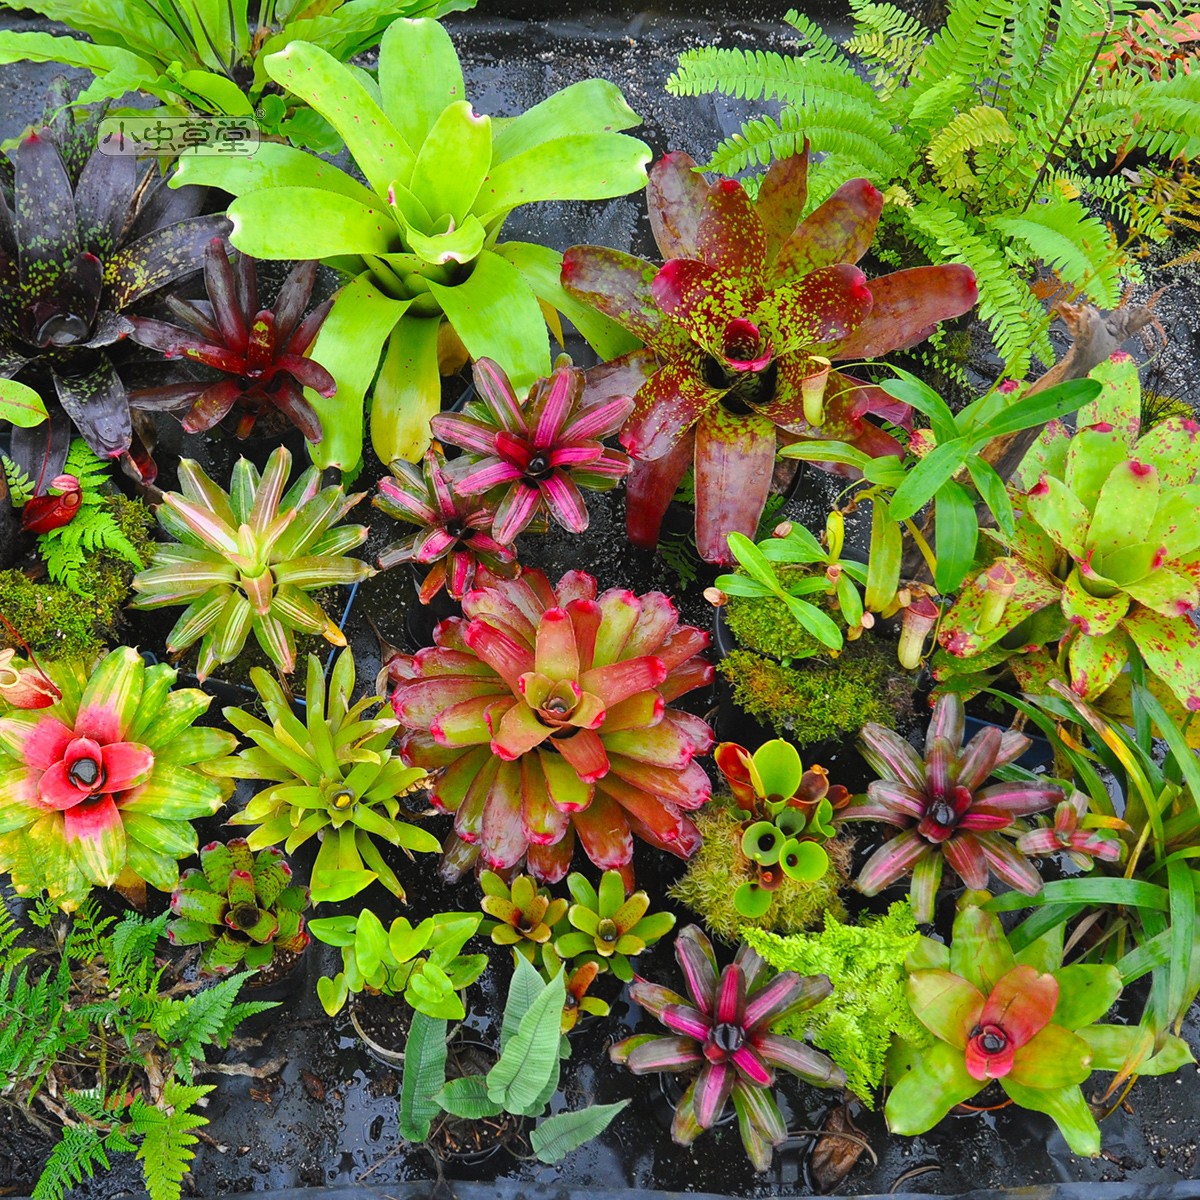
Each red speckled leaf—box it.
[624,433,693,551]
[771,178,882,284]
[938,558,1061,660]
[561,245,685,352]
[1065,625,1128,700]
[1061,565,1129,637]
[622,352,718,461]
[756,145,809,267]
[757,263,872,355]
[696,178,767,290]
[651,259,748,353]
[832,265,978,360]
[647,151,708,260]
[1125,605,1200,712]
[693,404,776,565]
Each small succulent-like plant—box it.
[431,357,633,543]
[611,924,845,1171]
[129,239,335,442]
[308,909,487,1020]
[212,648,439,905]
[478,870,569,961]
[167,839,310,976]
[1017,790,1123,869]
[0,84,228,478]
[887,893,1191,1156]
[539,948,611,1032]
[390,568,715,882]
[840,694,1063,922]
[714,739,845,919]
[554,869,674,982]
[373,446,518,602]
[129,445,374,678]
[0,647,234,908]
[561,150,977,562]
[937,353,1200,711]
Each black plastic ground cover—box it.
[2,2,1200,1199]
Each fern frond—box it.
[912,0,1016,104]
[668,45,876,107]
[927,106,1017,194]
[989,199,1124,307]
[31,1124,113,1200]
[2,455,35,505]
[844,0,928,92]
[782,6,848,63]
[132,1081,213,1200]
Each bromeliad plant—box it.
[840,693,1064,923]
[560,148,977,562]
[611,924,845,1171]
[554,869,675,982]
[167,839,310,976]
[390,568,714,882]
[129,446,374,679]
[373,446,518,603]
[937,353,1200,713]
[713,738,844,920]
[478,869,569,962]
[212,648,439,906]
[887,893,1193,1156]
[309,908,486,1020]
[0,0,475,151]
[431,357,633,543]
[0,646,235,909]
[128,239,335,443]
[0,85,228,479]
[173,17,649,472]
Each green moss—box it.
[719,637,910,745]
[0,495,154,660]
[724,570,840,662]
[743,903,930,1107]
[670,802,849,943]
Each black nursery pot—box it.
[430,1037,524,1171]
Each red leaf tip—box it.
[1129,460,1153,476]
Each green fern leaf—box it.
[132,1082,214,1200]
[32,1125,112,1200]
[2,454,35,505]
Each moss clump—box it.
[743,903,930,1107]
[0,495,154,660]
[719,636,910,745]
[724,570,841,662]
[670,802,849,942]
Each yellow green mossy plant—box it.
[743,903,929,1107]
[0,496,154,660]
[719,638,911,745]
[724,568,842,662]
[669,800,850,942]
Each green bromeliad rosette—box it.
[0,647,234,909]
[886,892,1193,1155]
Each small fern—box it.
[668,0,1200,375]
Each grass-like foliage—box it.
[0,896,273,1200]
[668,0,1200,374]
[4,440,145,596]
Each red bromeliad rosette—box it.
[561,147,978,563]
[389,568,714,882]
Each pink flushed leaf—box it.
[603,723,696,770]
[661,1002,711,1041]
[37,760,85,810]
[431,695,503,746]
[560,246,682,349]
[964,1032,1015,1081]
[647,151,709,260]
[943,832,990,889]
[581,347,660,409]
[714,964,745,1028]
[597,773,685,844]
[772,178,883,283]
[906,970,985,1048]
[541,472,591,533]
[693,404,776,564]
[756,145,810,267]
[561,393,636,443]
[651,259,749,352]
[692,1061,734,1129]
[572,790,633,869]
[855,828,933,895]
[979,965,1058,1049]
[430,412,501,457]
[623,1035,704,1074]
[623,355,716,462]
[493,482,543,544]
[394,675,511,727]
[546,441,609,469]
[696,178,768,288]
[755,1033,844,1087]
[526,823,575,882]
[579,656,667,707]
[99,741,154,791]
[731,1044,773,1087]
[676,925,720,1015]
[759,264,873,355]
[858,723,926,790]
[411,525,458,563]
[607,755,710,810]
[556,727,609,783]
[954,724,1005,792]
[628,980,690,1020]
[742,972,824,1031]
[376,472,437,523]
[451,459,524,495]
[22,716,74,771]
[472,357,525,431]
[863,780,928,820]
[520,756,569,844]
[492,700,553,759]
[972,782,1062,815]
[480,759,527,869]
[535,607,580,681]
[832,265,979,360]
[531,367,578,448]
[926,693,966,758]
[977,833,1046,894]
[956,810,1015,833]
[63,794,127,887]
[625,434,694,551]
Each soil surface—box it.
[2,1,1199,1197]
